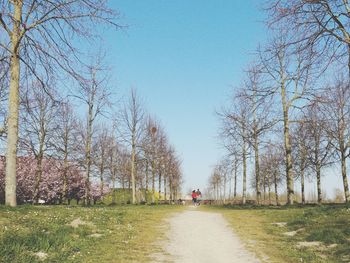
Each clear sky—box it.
[99,0,343,198]
[101,0,267,193]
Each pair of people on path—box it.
[192,189,201,205]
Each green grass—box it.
[203,204,350,263]
[100,189,164,205]
[0,204,184,263]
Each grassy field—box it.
[0,204,184,263]
[2,203,349,263]
[204,204,350,263]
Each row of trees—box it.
[0,1,182,206]
[208,0,350,205]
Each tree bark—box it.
[301,166,305,205]
[145,160,149,202]
[234,160,237,198]
[341,150,350,202]
[84,103,93,205]
[33,154,43,204]
[242,138,247,205]
[158,171,162,198]
[164,176,167,201]
[274,172,280,206]
[281,81,294,205]
[300,146,306,205]
[268,175,271,205]
[253,95,261,204]
[62,142,69,204]
[99,157,105,198]
[5,1,23,207]
[316,162,322,204]
[131,138,136,204]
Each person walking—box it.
[191,190,197,205]
[196,189,202,206]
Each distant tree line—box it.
[208,0,350,205]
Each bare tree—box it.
[322,78,350,202]
[165,146,182,202]
[0,0,120,206]
[218,93,250,204]
[209,166,222,203]
[267,0,350,78]
[118,89,145,204]
[74,59,111,205]
[52,99,78,204]
[260,143,284,205]
[304,100,333,204]
[94,125,112,199]
[156,129,168,199]
[242,64,276,204]
[106,136,124,205]
[258,33,314,204]
[140,116,158,202]
[19,82,58,204]
[292,120,311,205]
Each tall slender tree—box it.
[118,89,145,204]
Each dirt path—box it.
[153,208,261,263]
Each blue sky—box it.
[97,0,344,198]
[102,0,267,193]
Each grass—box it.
[203,204,350,263]
[2,202,349,263]
[100,189,164,205]
[0,204,184,263]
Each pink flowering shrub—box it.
[0,156,110,204]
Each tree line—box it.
[208,0,350,205]
[0,0,182,206]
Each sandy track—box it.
[153,208,261,263]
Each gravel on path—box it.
[153,208,261,263]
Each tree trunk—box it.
[268,174,271,205]
[112,175,116,204]
[341,150,350,202]
[300,147,306,205]
[229,175,232,200]
[169,177,173,201]
[33,115,46,204]
[223,176,227,204]
[253,123,261,204]
[100,164,104,198]
[151,158,155,203]
[274,172,280,206]
[33,154,43,204]
[242,139,247,205]
[234,161,237,198]
[84,102,93,205]
[62,144,69,204]
[263,172,267,203]
[316,162,322,204]
[145,160,149,202]
[5,1,23,207]
[158,171,162,198]
[216,183,219,203]
[281,82,294,205]
[164,176,167,201]
[131,140,136,204]
[301,167,305,205]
